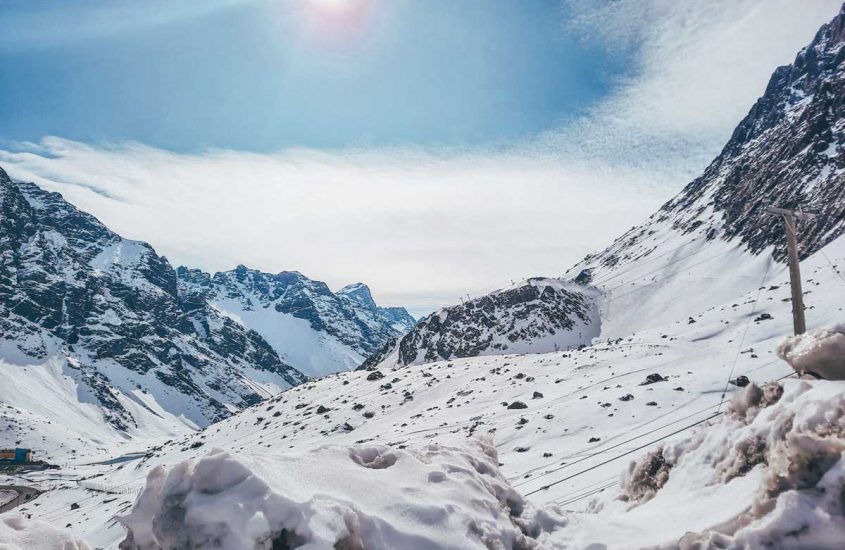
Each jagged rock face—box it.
[376,278,599,367]
[665,6,845,259]
[0,169,305,430]
[336,283,416,334]
[588,6,845,273]
[177,269,415,377]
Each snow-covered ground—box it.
[0,514,90,550]
[5,236,843,548]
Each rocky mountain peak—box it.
[337,283,377,310]
[177,267,415,377]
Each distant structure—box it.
[0,448,33,464]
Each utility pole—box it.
[765,206,815,335]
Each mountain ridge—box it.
[176,265,415,377]
[0,168,311,432]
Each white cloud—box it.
[0,138,667,316]
[1,1,839,315]
[553,0,841,172]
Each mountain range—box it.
[2,5,845,549]
[0,170,413,434]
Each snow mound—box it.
[0,514,90,550]
[118,440,563,549]
[777,324,845,380]
[597,380,845,549]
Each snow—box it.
[544,379,845,549]
[210,297,365,378]
[2,225,842,550]
[777,324,845,380]
[118,441,540,549]
[0,515,90,550]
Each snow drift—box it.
[118,440,563,550]
[558,379,845,549]
[777,324,845,380]
[116,378,845,549]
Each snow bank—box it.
[680,380,845,548]
[547,380,845,549]
[118,440,562,549]
[620,380,845,549]
[0,514,90,550]
[777,324,845,380]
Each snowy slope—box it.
[565,4,845,339]
[0,168,306,438]
[14,234,845,549]
[177,267,414,377]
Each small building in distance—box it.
[0,448,33,464]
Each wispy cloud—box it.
[0,138,667,316]
[553,0,841,172]
[0,1,838,315]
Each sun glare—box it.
[309,0,357,15]
[297,0,373,46]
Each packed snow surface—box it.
[0,514,90,550]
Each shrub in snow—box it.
[777,324,845,380]
[727,382,783,422]
[619,448,672,504]
[118,440,565,549]
[0,514,90,550]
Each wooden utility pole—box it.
[765,206,815,335]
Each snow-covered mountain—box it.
[0,168,305,435]
[369,5,845,368]
[566,5,845,338]
[176,267,414,377]
[4,6,845,549]
[16,231,845,547]
[365,278,600,369]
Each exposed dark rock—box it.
[366,371,385,382]
[731,376,751,388]
[640,373,668,386]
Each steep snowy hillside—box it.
[15,235,845,548]
[0,167,305,438]
[177,267,414,377]
[566,5,845,338]
[368,278,600,368]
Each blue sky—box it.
[0,0,840,316]
[0,0,624,152]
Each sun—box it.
[308,0,358,15]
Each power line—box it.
[523,367,797,498]
[524,413,720,496]
[716,259,772,414]
[818,248,845,288]
[591,241,729,288]
[512,401,724,487]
